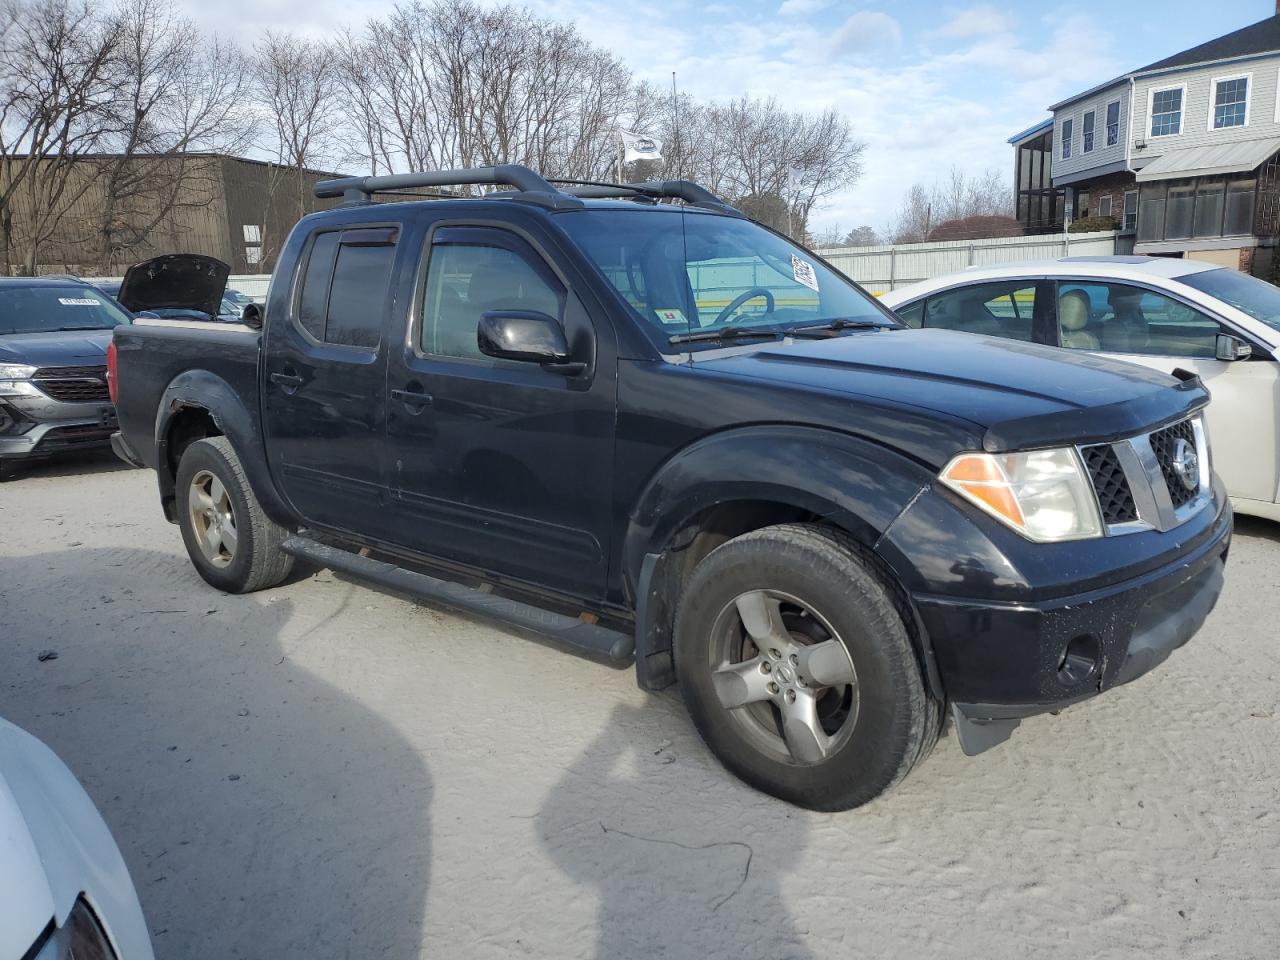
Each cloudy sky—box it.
[178,0,1274,232]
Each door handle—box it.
[390,387,432,408]
[270,371,303,388]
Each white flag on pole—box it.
[619,128,663,162]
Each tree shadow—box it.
[0,547,431,960]
[538,700,814,960]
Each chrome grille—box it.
[1082,444,1138,524]
[32,365,109,403]
[1149,418,1199,509]
[1077,415,1208,535]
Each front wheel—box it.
[674,523,940,810]
[175,436,294,593]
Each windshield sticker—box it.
[791,255,819,292]
[58,297,99,306]
[654,308,687,325]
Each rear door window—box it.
[920,280,1037,341]
[294,227,398,348]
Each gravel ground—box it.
[3,452,1279,959]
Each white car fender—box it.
[0,718,153,959]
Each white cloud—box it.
[831,10,902,56]
[777,0,832,16]
[939,4,1016,39]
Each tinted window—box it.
[295,230,395,348]
[297,232,339,340]
[921,280,1036,341]
[893,299,924,328]
[1058,281,1220,358]
[326,241,395,348]
[421,241,563,361]
[0,285,130,335]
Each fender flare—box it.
[622,425,943,696]
[153,369,295,528]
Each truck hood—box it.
[0,329,112,366]
[118,254,229,319]
[697,328,1208,451]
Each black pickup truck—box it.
[110,165,1231,810]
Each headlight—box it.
[939,447,1103,542]
[0,362,36,380]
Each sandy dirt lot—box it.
[2,452,1279,959]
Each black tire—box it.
[0,460,21,481]
[674,523,940,811]
[175,436,294,593]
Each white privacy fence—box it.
[91,234,1122,307]
[814,231,1120,296]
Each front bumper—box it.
[0,381,116,460]
[912,498,1232,754]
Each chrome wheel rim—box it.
[708,589,859,766]
[188,470,238,568]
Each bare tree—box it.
[252,31,339,226]
[0,0,122,273]
[89,0,254,273]
[889,167,1014,243]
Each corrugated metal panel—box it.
[1135,137,1280,180]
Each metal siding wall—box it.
[1051,82,1130,181]
[1133,58,1280,158]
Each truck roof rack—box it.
[314,164,742,216]
[552,178,743,216]
[313,165,582,209]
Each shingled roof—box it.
[1138,14,1280,73]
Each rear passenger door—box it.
[262,222,404,538]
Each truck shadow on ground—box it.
[0,547,431,960]
[538,700,815,960]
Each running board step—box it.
[281,536,635,667]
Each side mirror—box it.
[478,309,576,368]
[1215,332,1251,362]
[241,303,263,330]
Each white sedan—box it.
[881,256,1280,522]
[0,716,153,960]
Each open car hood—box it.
[117,254,229,318]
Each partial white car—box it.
[881,256,1280,522]
[0,716,153,960]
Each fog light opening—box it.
[1057,634,1101,686]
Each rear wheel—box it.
[175,436,294,593]
[674,523,939,810]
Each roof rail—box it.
[555,178,743,216]
[314,164,582,209]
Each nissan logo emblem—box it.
[1171,438,1199,493]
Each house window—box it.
[1212,76,1249,129]
[1077,190,1091,219]
[1122,190,1138,232]
[1224,177,1256,235]
[1134,176,1257,242]
[1061,118,1073,159]
[1106,100,1120,146]
[1082,110,1095,153]
[1098,195,1113,218]
[243,224,262,243]
[245,246,262,265]
[1150,87,1183,137]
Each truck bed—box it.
[112,319,261,472]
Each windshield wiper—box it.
[668,327,784,345]
[785,318,896,337]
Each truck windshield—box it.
[1179,267,1280,332]
[0,285,131,335]
[557,207,895,345]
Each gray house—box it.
[1013,13,1280,274]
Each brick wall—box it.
[1072,170,1139,223]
